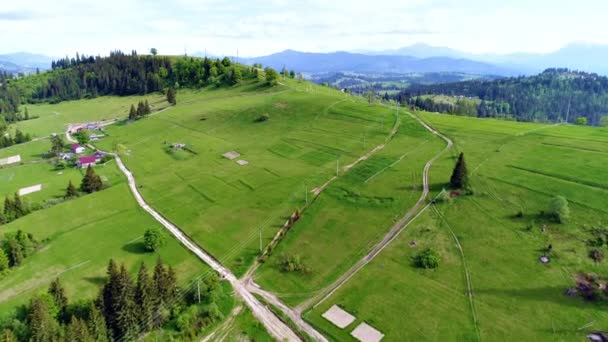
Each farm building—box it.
[70,144,85,154]
[77,155,97,168]
[58,152,74,161]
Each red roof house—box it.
[70,144,85,154]
[77,155,97,168]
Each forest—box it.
[396,69,608,124]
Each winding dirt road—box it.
[297,112,453,312]
[67,129,302,342]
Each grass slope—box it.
[305,113,608,341]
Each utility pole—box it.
[197,279,201,304]
[336,158,339,176]
[259,229,262,253]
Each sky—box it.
[1,0,607,57]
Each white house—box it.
[70,144,85,154]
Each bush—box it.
[589,249,604,263]
[255,113,270,122]
[278,254,310,274]
[143,229,166,252]
[413,248,440,269]
[549,196,570,223]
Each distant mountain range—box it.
[363,42,608,75]
[0,52,54,74]
[236,50,516,76]
[4,42,608,77]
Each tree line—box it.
[397,68,608,125]
[0,230,40,273]
[0,258,225,341]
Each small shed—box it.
[70,144,85,154]
[223,151,240,160]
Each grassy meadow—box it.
[304,112,608,341]
[94,79,397,275]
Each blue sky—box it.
[0,0,606,57]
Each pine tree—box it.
[65,180,78,199]
[128,104,137,120]
[166,88,176,105]
[7,239,23,267]
[28,296,57,342]
[450,152,469,189]
[114,265,137,340]
[0,329,17,342]
[98,259,119,336]
[137,101,145,116]
[48,278,68,323]
[3,196,14,221]
[12,193,26,218]
[65,316,92,342]
[166,266,177,303]
[144,100,151,115]
[88,304,109,342]
[134,262,154,333]
[80,166,103,193]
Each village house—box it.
[70,144,85,154]
[77,155,97,168]
[58,152,73,161]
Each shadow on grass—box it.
[122,241,147,254]
[83,276,106,286]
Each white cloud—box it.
[0,0,606,57]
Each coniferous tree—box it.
[12,193,26,219]
[65,316,91,342]
[0,249,9,272]
[3,196,14,221]
[98,259,119,336]
[0,329,17,342]
[48,278,69,323]
[50,134,65,156]
[166,88,176,105]
[87,304,109,342]
[7,239,23,267]
[65,180,78,199]
[144,100,151,115]
[114,265,137,340]
[128,104,137,120]
[136,101,145,116]
[27,296,57,342]
[450,152,469,189]
[81,166,103,193]
[134,262,154,332]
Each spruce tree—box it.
[129,104,137,120]
[137,101,145,116]
[144,100,151,115]
[3,196,13,221]
[7,239,23,267]
[88,304,109,342]
[65,316,91,342]
[81,166,103,193]
[0,329,17,342]
[166,88,176,105]
[449,152,469,189]
[165,266,177,303]
[135,262,154,333]
[12,193,25,218]
[99,259,119,336]
[48,278,68,323]
[28,296,57,342]
[114,265,137,340]
[65,180,78,199]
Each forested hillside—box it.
[397,69,608,125]
[0,51,252,120]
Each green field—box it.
[93,80,397,275]
[304,112,608,341]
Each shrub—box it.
[589,249,604,263]
[549,196,570,223]
[255,113,270,122]
[278,254,310,274]
[413,248,440,269]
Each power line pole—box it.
[197,279,201,304]
[336,158,339,176]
